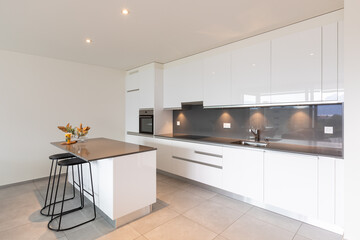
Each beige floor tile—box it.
[0,201,47,232]
[213,236,229,240]
[0,182,38,201]
[0,221,64,240]
[97,225,141,240]
[130,207,179,234]
[293,235,312,240]
[209,195,252,213]
[297,223,343,240]
[162,177,190,190]
[156,181,180,198]
[184,201,243,234]
[160,190,206,213]
[135,236,149,240]
[221,215,295,240]
[144,215,216,240]
[246,207,301,233]
[183,184,217,199]
[156,174,172,182]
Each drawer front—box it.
[172,141,223,167]
[172,156,223,188]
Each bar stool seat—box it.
[49,153,74,160]
[48,157,96,232]
[58,158,88,166]
[40,152,77,217]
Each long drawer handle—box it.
[127,88,140,93]
[194,150,223,158]
[172,156,223,169]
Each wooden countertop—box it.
[51,137,156,161]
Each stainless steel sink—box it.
[231,140,268,147]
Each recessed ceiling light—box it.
[122,9,129,15]
[85,39,92,44]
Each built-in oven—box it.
[139,110,154,135]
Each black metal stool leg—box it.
[41,159,54,214]
[50,165,62,222]
[57,166,68,231]
[47,160,58,215]
[88,162,97,219]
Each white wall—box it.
[344,0,360,239]
[0,50,125,186]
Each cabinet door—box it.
[203,52,231,107]
[264,151,318,218]
[335,159,344,227]
[163,65,182,109]
[153,138,173,173]
[338,21,344,102]
[139,66,155,109]
[126,70,140,91]
[125,90,139,132]
[322,23,338,101]
[231,41,271,105]
[223,147,264,202]
[271,27,322,103]
[318,156,335,224]
[179,59,203,103]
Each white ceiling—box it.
[0,0,343,70]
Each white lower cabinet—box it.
[223,147,264,202]
[171,141,223,188]
[153,138,172,173]
[318,156,335,224]
[264,151,318,218]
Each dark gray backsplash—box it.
[173,104,343,145]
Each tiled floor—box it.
[0,173,343,240]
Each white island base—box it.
[68,150,156,228]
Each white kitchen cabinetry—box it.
[322,23,338,101]
[271,27,322,103]
[203,52,232,107]
[264,151,318,218]
[152,138,173,173]
[125,89,139,133]
[163,59,203,109]
[138,65,155,109]
[231,41,271,105]
[126,64,157,132]
[171,141,223,188]
[125,72,140,133]
[318,157,335,224]
[223,147,264,202]
[335,159,344,227]
[337,21,344,102]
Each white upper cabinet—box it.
[203,52,231,107]
[138,65,155,109]
[126,64,155,110]
[163,64,182,109]
[125,89,139,133]
[271,27,322,103]
[338,21,344,102]
[163,59,203,109]
[322,23,338,101]
[126,70,140,91]
[231,41,271,105]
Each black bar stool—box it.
[41,153,78,217]
[48,157,96,232]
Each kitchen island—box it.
[51,137,157,228]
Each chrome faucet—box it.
[249,128,261,142]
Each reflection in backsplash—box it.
[173,104,343,147]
